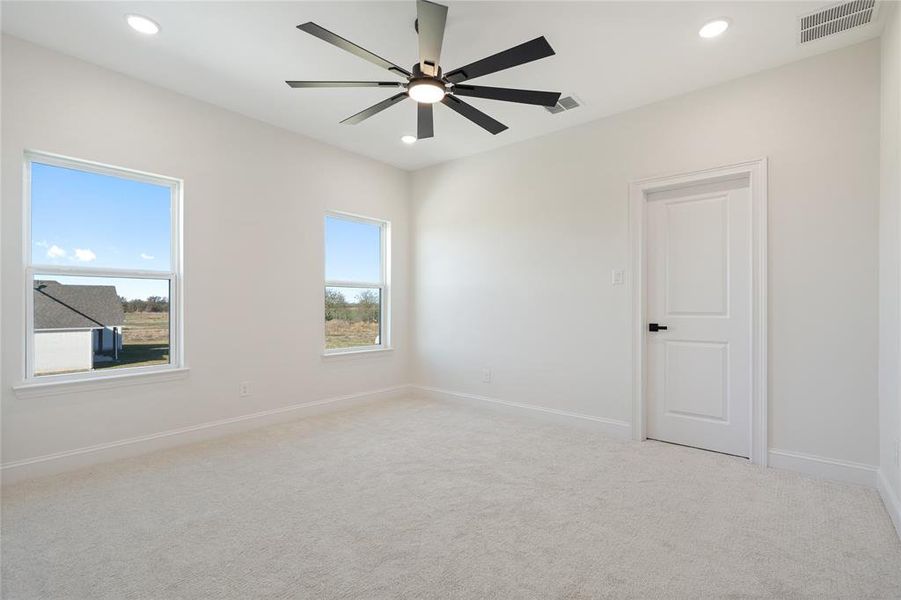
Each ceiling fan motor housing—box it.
[410,63,443,82]
[408,64,447,103]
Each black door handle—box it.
[648,323,668,332]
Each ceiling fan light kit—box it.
[285,0,561,140]
[407,66,447,104]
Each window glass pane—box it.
[325,287,381,350]
[325,216,381,283]
[32,274,170,376]
[31,162,171,270]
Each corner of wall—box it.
[879,0,901,518]
[878,468,901,541]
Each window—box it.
[324,213,389,353]
[25,152,182,381]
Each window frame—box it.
[22,150,184,384]
[323,210,390,356]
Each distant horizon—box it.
[35,275,169,302]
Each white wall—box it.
[33,330,92,375]
[1,33,889,485]
[411,41,881,466]
[1,36,411,474]
[879,2,901,524]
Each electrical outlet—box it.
[481,368,492,383]
[239,381,252,397]
[612,269,625,286]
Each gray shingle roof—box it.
[34,280,125,330]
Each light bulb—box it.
[699,19,729,39]
[126,14,161,35]
[408,80,446,104]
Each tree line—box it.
[119,296,169,313]
[325,289,379,323]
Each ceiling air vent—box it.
[799,0,878,44]
[545,95,581,114]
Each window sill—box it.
[322,347,394,360]
[12,367,190,399]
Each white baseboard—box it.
[413,385,632,440]
[768,448,878,487]
[1,383,413,485]
[877,469,901,541]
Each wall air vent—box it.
[545,95,581,114]
[799,0,878,44]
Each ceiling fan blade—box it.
[444,36,555,84]
[286,81,404,88]
[341,93,408,125]
[417,0,448,77]
[297,22,412,78]
[440,95,508,135]
[417,103,434,139]
[451,84,560,107]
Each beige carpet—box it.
[2,397,900,600]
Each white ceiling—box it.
[1,1,885,170]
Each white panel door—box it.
[646,179,751,457]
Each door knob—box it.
[648,323,668,332]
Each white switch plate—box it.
[612,269,625,285]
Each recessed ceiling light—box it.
[699,18,730,39]
[401,135,417,145]
[126,14,160,35]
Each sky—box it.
[32,163,382,303]
[325,216,382,303]
[31,161,171,300]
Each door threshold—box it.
[646,437,749,460]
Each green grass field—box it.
[325,319,380,349]
[95,312,170,370]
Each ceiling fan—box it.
[285,0,561,139]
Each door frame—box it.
[629,158,768,465]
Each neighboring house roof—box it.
[34,280,125,330]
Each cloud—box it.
[35,240,49,248]
[140,253,155,260]
[46,245,67,259]
[73,248,96,262]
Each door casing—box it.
[629,159,768,465]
